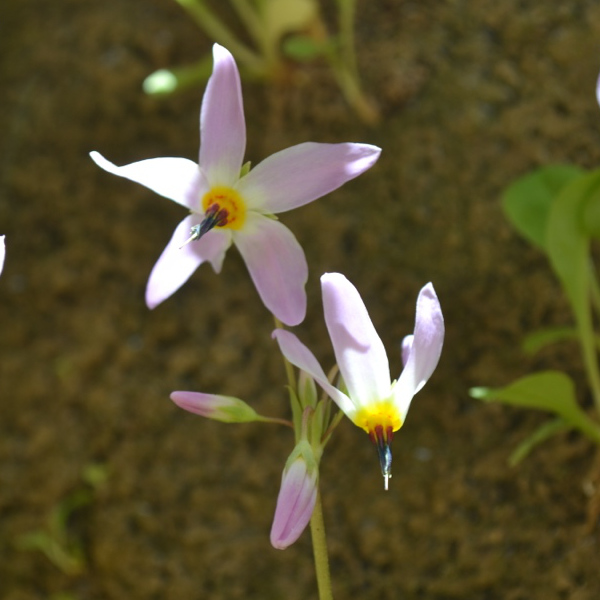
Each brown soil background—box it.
[2,0,600,598]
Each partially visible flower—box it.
[170,391,260,423]
[90,44,381,326]
[0,236,4,276]
[270,440,318,550]
[273,273,444,489]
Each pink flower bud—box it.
[170,391,259,423]
[270,442,318,550]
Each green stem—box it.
[330,62,379,125]
[570,408,600,445]
[174,0,265,75]
[326,0,378,124]
[256,415,294,428]
[229,0,264,49]
[274,317,297,392]
[321,409,345,447]
[335,0,358,78]
[310,489,334,600]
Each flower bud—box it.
[170,391,259,423]
[270,441,318,550]
[298,370,318,408]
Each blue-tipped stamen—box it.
[180,204,230,248]
[369,424,394,490]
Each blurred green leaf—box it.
[471,371,600,444]
[582,177,600,240]
[546,171,600,316]
[508,418,568,466]
[545,170,600,410]
[502,164,585,250]
[16,531,84,576]
[470,371,578,416]
[82,462,109,489]
[522,326,578,354]
[522,326,600,355]
[282,34,326,61]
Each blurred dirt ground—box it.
[1,0,600,598]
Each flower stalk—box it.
[310,490,333,600]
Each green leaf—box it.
[508,418,569,466]
[582,177,600,240]
[282,35,326,61]
[522,326,600,355]
[546,171,599,314]
[521,326,578,355]
[545,170,600,411]
[471,371,600,444]
[501,164,585,250]
[470,371,577,416]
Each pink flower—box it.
[270,441,318,550]
[90,44,381,325]
[273,273,444,488]
[0,236,4,276]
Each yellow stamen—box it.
[353,400,402,435]
[201,186,246,230]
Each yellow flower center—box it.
[201,186,246,230]
[354,400,403,436]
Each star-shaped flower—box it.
[273,273,444,488]
[90,44,381,325]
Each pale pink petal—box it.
[236,142,381,213]
[146,214,232,309]
[234,213,307,326]
[272,329,356,417]
[0,236,5,276]
[171,391,233,418]
[89,152,204,210]
[321,273,391,408]
[170,391,258,423]
[392,283,444,420]
[199,44,246,186]
[270,458,317,550]
[401,335,413,367]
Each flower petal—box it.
[234,213,307,326]
[321,273,391,409]
[401,335,413,367]
[272,329,356,418]
[392,283,444,420]
[146,214,232,309]
[236,142,381,213]
[270,456,317,550]
[0,235,5,276]
[89,152,204,209]
[199,44,246,186]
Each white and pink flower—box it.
[90,44,380,325]
[273,273,445,488]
